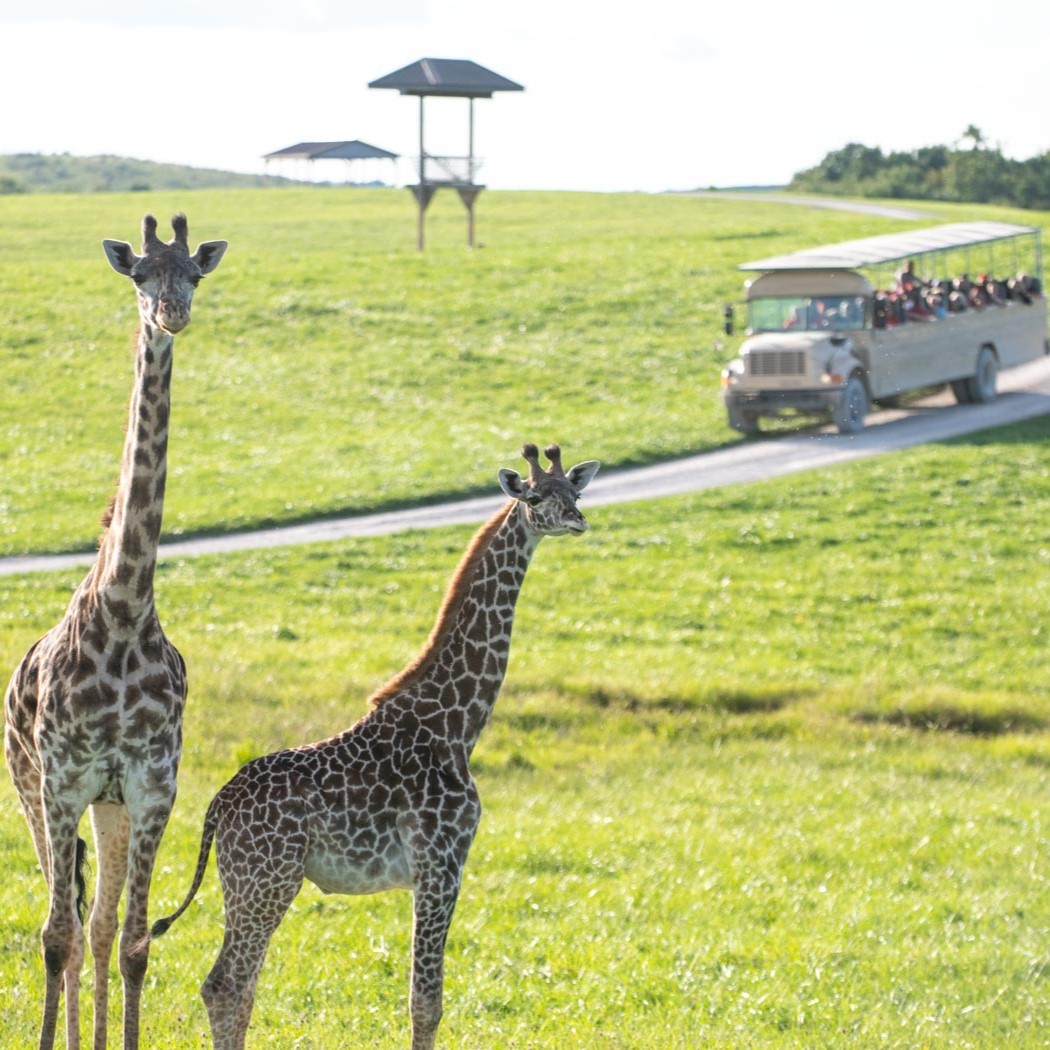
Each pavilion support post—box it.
[419,96,426,186]
[456,186,484,249]
[410,185,437,251]
[417,96,427,250]
[468,98,475,183]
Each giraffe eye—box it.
[189,274,201,288]
[131,273,146,286]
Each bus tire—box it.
[950,379,973,405]
[727,405,761,435]
[965,346,998,403]
[834,374,868,434]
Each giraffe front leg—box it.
[5,720,80,1048]
[39,821,85,1050]
[5,728,52,883]
[88,803,130,1050]
[409,871,465,1050]
[119,792,175,1050]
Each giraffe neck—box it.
[88,323,174,624]
[369,501,540,756]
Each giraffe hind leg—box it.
[88,803,130,1050]
[203,811,307,1050]
[201,890,302,1050]
[65,917,85,1050]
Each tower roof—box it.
[368,58,524,99]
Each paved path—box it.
[676,191,932,222]
[3,357,1048,578]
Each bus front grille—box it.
[748,351,807,377]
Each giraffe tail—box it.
[150,793,220,939]
[75,835,89,925]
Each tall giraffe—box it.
[151,443,600,1050]
[4,213,227,1050]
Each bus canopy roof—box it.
[739,221,1038,272]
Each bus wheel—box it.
[965,347,998,403]
[834,375,868,434]
[727,405,761,435]
[950,379,973,405]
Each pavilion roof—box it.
[263,140,398,161]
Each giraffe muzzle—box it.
[155,306,190,334]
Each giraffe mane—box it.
[97,328,143,540]
[99,494,116,533]
[367,500,517,708]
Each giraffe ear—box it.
[192,240,228,275]
[567,460,600,494]
[102,239,139,276]
[498,468,527,500]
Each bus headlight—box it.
[721,360,745,387]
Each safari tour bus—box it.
[720,221,1048,434]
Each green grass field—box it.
[2,187,1047,558]
[1,189,1049,1048]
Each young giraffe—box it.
[151,442,600,1050]
[4,214,227,1050]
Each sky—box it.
[2,0,1049,193]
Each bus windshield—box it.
[750,295,868,333]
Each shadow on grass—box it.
[850,703,1047,736]
[578,685,815,716]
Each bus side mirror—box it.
[723,304,734,335]
[873,300,887,330]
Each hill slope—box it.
[0,152,306,193]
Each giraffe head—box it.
[498,443,600,536]
[102,213,227,334]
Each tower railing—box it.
[416,154,484,185]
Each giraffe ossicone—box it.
[151,442,599,1050]
[4,213,226,1050]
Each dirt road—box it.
[675,190,932,222]
[3,356,1048,578]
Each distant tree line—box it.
[789,127,1050,210]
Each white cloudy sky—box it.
[2,0,1049,192]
